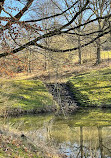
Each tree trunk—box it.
[78,35,82,64]
[44,51,47,71]
[96,22,101,64]
[96,38,101,64]
[28,60,31,73]
[98,127,104,158]
[27,50,31,73]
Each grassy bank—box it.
[0,125,62,158]
[67,68,111,107]
[0,80,57,117]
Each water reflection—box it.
[48,126,111,158]
[48,125,111,158]
[1,108,111,158]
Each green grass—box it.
[68,68,111,107]
[101,51,111,59]
[69,108,111,126]
[0,80,57,116]
[4,114,54,131]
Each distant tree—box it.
[90,0,111,64]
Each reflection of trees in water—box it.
[77,126,111,158]
[46,124,111,158]
[6,114,111,157]
[80,126,83,158]
[13,115,111,158]
[97,126,111,158]
[80,126,111,158]
[98,127,104,158]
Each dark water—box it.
[1,108,111,158]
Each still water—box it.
[2,108,111,158]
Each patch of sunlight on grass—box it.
[101,51,111,59]
[68,68,111,107]
[0,80,57,116]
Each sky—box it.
[0,0,108,29]
[0,0,90,22]
[1,0,29,19]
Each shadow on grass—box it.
[79,85,111,91]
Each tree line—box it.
[0,0,111,73]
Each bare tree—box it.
[90,0,111,64]
[0,0,111,60]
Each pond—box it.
[1,108,111,158]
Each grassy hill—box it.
[68,68,111,107]
[0,80,57,117]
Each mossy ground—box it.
[0,80,57,116]
[68,68,111,107]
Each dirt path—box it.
[46,83,78,114]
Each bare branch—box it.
[0,0,5,14]
[34,29,111,53]
[2,0,34,29]
[23,0,79,23]
[66,14,111,33]
[0,17,11,21]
